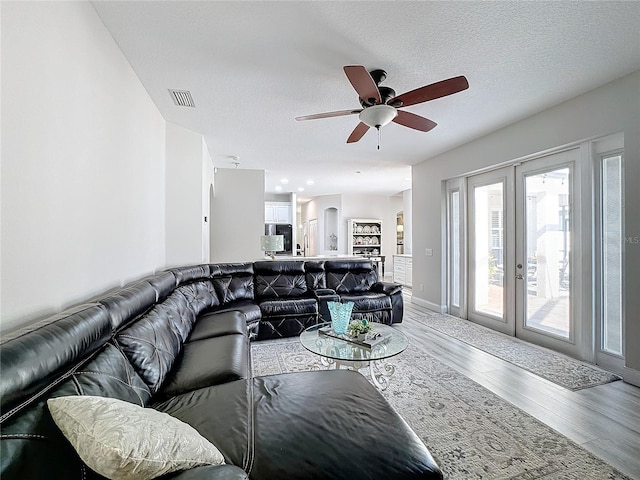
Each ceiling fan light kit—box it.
[359,104,398,128]
[295,65,469,148]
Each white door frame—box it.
[466,166,515,335]
[514,149,586,359]
[450,145,593,361]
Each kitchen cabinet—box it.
[265,202,292,224]
[393,255,412,287]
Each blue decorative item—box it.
[328,301,354,335]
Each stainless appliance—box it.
[264,224,292,255]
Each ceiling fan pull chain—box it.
[377,126,381,150]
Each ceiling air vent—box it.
[169,89,195,108]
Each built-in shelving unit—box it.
[348,218,382,257]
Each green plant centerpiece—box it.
[347,319,373,339]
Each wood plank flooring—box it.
[400,295,640,479]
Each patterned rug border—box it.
[405,308,621,391]
[251,340,632,480]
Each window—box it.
[600,153,624,356]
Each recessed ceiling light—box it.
[280,178,289,184]
[355,171,361,174]
[306,180,314,185]
[275,185,282,191]
[298,187,304,192]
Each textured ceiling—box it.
[92,1,640,202]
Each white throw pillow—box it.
[47,396,225,480]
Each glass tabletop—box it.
[299,322,409,362]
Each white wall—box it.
[300,195,343,256]
[342,194,402,274]
[165,122,211,266]
[412,71,640,372]
[202,139,214,263]
[210,168,264,262]
[300,194,402,272]
[402,189,413,255]
[0,2,167,332]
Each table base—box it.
[319,356,396,391]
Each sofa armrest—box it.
[371,281,403,296]
[162,464,249,480]
[310,288,339,322]
[312,288,337,297]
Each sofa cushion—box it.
[116,300,191,394]
[162,335,249,397]
[52,343,152,406]
[258,297,317,318]
[254,261,308,299]
[137,271,178,302]
[0,303,111,413]
[169,264,213,286]
[324,260,378,294]
[47,395,224,480]
[339,292,392,313]
[154,379,253,471]
[213,276,254,303]
[257,298,318,340]
[254,273,307,299]
[98,282,159,331]
[250,371,442,480]
[176,281,220,316]
[187,311,247,342]
[304,261,326,289]
[0,342,152,480]
[213,301,261,324]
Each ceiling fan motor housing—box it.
[359,86,396,107]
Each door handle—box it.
[515,274,524,280]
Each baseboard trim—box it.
[622,366,640,388]
[410,296,447,314]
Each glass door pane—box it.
[601,154,623,355]
[523,168,571,337]
[450,190,461,308]
[473,182,505,318]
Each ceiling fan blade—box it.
[393,110,437,132]
[295,109,361,121]
[347,122,370,143]
[389,75,469,108]
[344,66,381,106]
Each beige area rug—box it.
[252,340,631,480]
[404,307,621,391]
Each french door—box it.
[467,167,514,334]
[465,149,584,358]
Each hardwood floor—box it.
[400,295,640,479]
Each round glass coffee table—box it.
[299,322,408,391]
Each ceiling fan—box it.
[295,66,469,148]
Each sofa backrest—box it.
[0,303,152,480]
[324,260,378,294]
[254,261,308,299]
[114,281,219,395]
[304,261,327,289]
[212,262,255,303]
[0,304,112,415]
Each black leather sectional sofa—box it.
[1,259,443,479]
[193,259,404,340]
